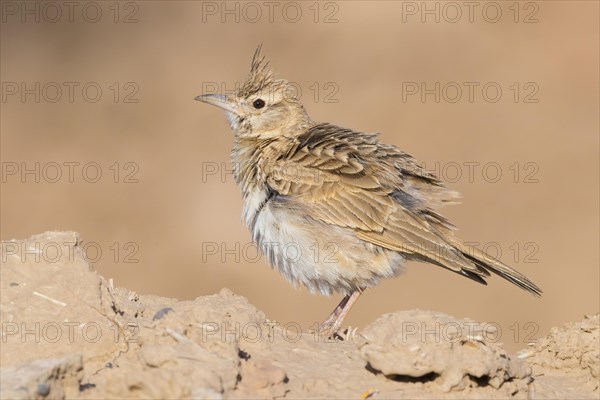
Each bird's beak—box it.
[195,93,240,116]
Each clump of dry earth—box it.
[1,232,598,399]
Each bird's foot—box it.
[314,320,343,340]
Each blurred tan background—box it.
[1,1,598,351]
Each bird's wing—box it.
[266,124,487,278]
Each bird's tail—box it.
[457,244,542,297]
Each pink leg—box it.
[318,288,364,338]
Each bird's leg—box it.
[320,294,351,327]
[318,288,364,338]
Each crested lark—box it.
[196,47,541,337]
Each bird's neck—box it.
[230,136,292,196]
[231,135,295,229]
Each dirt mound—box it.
[1,232,598,399]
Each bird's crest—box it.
[238,45,288,100]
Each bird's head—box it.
[196,46,312,139]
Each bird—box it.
[195,46,541,338]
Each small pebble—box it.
[37,383,50,397]
[153,307,174,320]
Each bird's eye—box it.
[252,99,265,109]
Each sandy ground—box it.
[1,232,598,399]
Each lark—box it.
[196,46,541,337]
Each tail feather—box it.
[459,245,542,297]
[422,212,542,296]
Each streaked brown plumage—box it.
[196,46,541,337]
